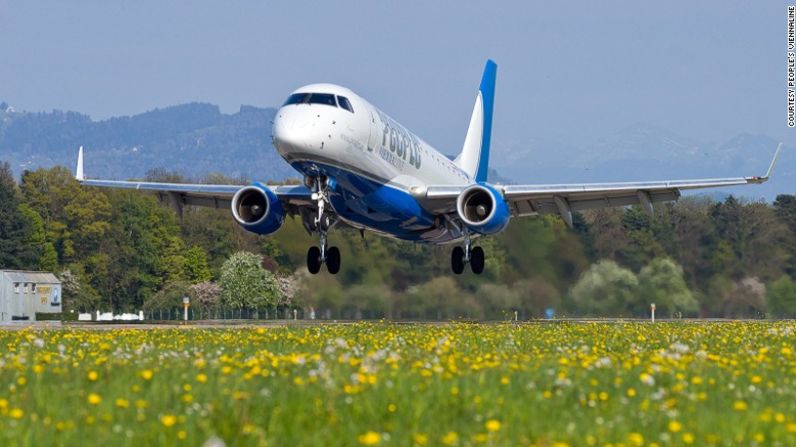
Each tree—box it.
[219,251,281,308]
[722,277,767,318]
[512,277,561,318]
[0,162,38,269]
[57,267,102,312]
[773,195,796,275]
[189,281,222,311]
[568,260,639,316]
[475,283,519,320]
[767,275,796,318]
[184,246,212,283]
[143,281,191,311]
[637,258,698,317]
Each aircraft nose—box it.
[271,109,304,155]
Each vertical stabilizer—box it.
[455,59,497,182]
[75,146,84,180]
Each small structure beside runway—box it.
[0,270,62,322]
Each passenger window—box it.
[337,96,354,113]
[14,283,19,293]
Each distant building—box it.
[0,271,62,322]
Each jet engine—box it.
[455,184,510,235]
[230,183,285,235]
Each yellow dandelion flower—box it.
[177,430,187,440]
[668,420,682,432]
[87,393,102,405]
[115,398,129,409]
[10,408,24,419]
[87,371,98,381]
[485,419,501,432]
[733,400,748,411]
[628,432,644,446]
[357,431,381,445]
[786,423,796,433]
[472,433,488,443]
[140,370,154,380]
[196,373,208,383]
[682,432,695,444]
[161,414,177,427]
[441,431,458,445]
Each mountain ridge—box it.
[0,102,791,200]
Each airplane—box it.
[75,60,783,275]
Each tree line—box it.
[2,162,796,319]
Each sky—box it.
[0,1,792,153]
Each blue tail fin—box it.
[455,59,497,183]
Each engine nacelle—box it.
[230,183,285,235]
[456,184,511,235]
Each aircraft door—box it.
[367,110,380,153]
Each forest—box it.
[2,162,796,319]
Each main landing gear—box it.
[306,233,341,275]
[305,177,341,275]
[451,233,485,275]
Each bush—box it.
[219,251,281,308]
[144,281,191,311]
[569,260,639,317]
[637,258,698,317]
[767,275,796,318]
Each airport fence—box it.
[145,307,308,321]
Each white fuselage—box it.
[272,83,470,191]
[271,84,472,243]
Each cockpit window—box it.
[282,92,338,108]
[283,93,309,106]
[337,96,354,113]
[308,93,337,106]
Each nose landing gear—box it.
[450,232,485,275]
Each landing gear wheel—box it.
[451,246,465,275]
[470,246,485,275]
[307,246,322,274]
[326,247,341,274]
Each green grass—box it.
[1,322,795,446]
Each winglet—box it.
[746,142,783,184]
[763,142,783,179]
[75,146,84,181]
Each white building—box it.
[0,270,62,321]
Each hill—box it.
[0,103,296,182]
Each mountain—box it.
[0,103,297,182]
[491,123,793,201]
[0,103,791,200]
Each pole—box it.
[651,303,656,323]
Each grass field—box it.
[1,322,795,446]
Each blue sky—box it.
[0,1,790,152]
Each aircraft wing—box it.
[75,147,313,214]
[426,143,783,227]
